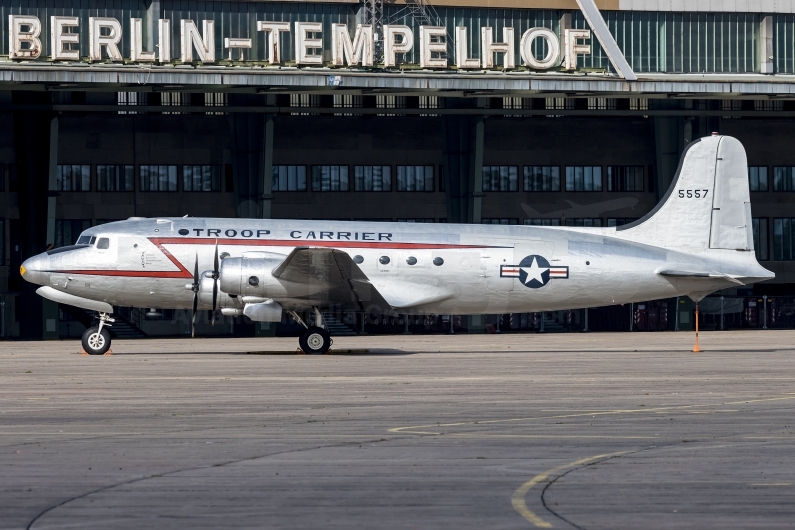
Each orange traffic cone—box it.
[692,302,700,352]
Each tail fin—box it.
[616,134,753,253]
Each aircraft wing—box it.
[272,247,396,315]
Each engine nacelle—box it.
[198,272,243,309]
[219,256,283,297]
[243,300,283,322]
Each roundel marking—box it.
[518,255,551,289]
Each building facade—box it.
[1,0,795,338]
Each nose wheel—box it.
[81,326,111,355]
[81,312,115,355]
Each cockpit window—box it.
[90,236,97,245]
[97,237,110,250]
[76,235,91,245]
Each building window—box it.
[503,97,531,117]
[290,94,320,116]
[607,218,638,227]
[545,97,573,118]
[161,92,184,114]
[396,166,433,192]
[140,165,177,192]
[376,95,406,116]
[565,218,603,227]
[205,93,227,115]
[753,218,769,261]
[607,166,644,192]
[773,167,795,191]
[334,95,362,117]
[97,165,134,192]
[55,219,92,248]
[755,100,783,111]
[419,96,439,117]
[523,166,560,192]
[565,166,602,192]
[482,218,519,225]
[272,166,307,192]
[482,166,518,192]
[397,218,435,223]
[629,98,649,111]
[773,218,795,260]
[524,219,561,226]
[354,166,390,192]
[749,167,769,192]
[587,98,616,110]
[0,219,4,264]
[313,166,350,192]
[183,165,221,192]
[56,165,91,191]
[117,92,147,114]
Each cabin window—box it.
[379,256,390,265]
[96,238,110,250]
[433,257,444,266]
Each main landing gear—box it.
[81,312,115,355]
[290,308,332,355]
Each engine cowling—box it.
[219,256,283,297]
[198,271,243,309]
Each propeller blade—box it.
[212,240,219,325]
[191,253,199,338]
[193,253,200,284]
[191,291,198,338]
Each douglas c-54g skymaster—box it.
[20,135,773,355]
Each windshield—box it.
[47,244,89,255]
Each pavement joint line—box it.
[388,394,795,434]
[511,452,630,528]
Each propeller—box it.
[211,240,220,326]
[191,253,199,338]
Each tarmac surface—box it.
[1,330,794,529]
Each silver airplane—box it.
[20,134,773,354]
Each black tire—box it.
[299,327,331,355]
[81,326,111,355]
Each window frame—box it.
[748,166,769,192]
[97,164,135,192]
[606,166,644,192]
[523,166,561,192]
[182,165,221,192]
[139,165,178,192]
[56,165,91,192]
[396,165,434,192]
[565,166,603,192]
[353,165,391,192]
[482,165,519,192]
[272,165,308,192]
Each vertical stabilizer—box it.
[616,134,753,255]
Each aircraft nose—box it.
[21,254,50,286]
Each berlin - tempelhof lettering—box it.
[7,15,593,72]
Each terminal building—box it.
[1,0,795,339]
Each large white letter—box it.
[332,24,373,66]
[520,27,559,69]
[159,19,171,62]
[257,21,290,64]
[9,15,42,59]
[180,19,215,63]
[295,22,323,65]
[481,27,514,69]
[130,18,156,62]
[564,29,590,70]
[419,26,446,68]
[383,25,413,67]
[50,16,79,61]
[454,27,479,69]
[89,17,122,61]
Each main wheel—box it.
[81,326,111,355]
[299,327,331,355]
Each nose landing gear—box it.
[81,312,114,355]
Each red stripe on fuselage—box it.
[52,237,502,279]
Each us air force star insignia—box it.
[500,255,569,289]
